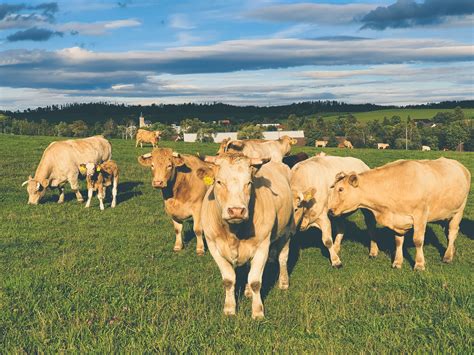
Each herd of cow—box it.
[22,134,471,319]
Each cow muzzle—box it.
[225,207,248,223]
[152,180,166,188]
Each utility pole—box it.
[405,121,408,150]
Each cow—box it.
[138,148,214,255]
[80,160,119,210]
[282,152,309,168]
[422,145,431,151]
[291,155,377,267]
[315,140,328,148]
[328,158,470,271]
[200,153,295,319]
[136,129,161,148]
[22,136,112,205]
[217,135,297,162]
[377,143,390,150]
[343,140,354,149]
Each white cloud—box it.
[169,14,195,30]
[57,19,141,36]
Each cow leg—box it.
[97,185,105,210]
[320,216,342,268]
[192,209,205,256]
[57,186,65,204]
[333,218,344,255]
[362,209,379,258]
[69,177,83,202]
[207,239,236,316]
[277,238,291,290]
[85,187,93,208]
[140,142,143,148]
[248,239,270,320]
[443,208,464,263]
[392,235,404,269]
[111,176,118,208]
[413,216,428,271]
[171,220,184,251]
[135,139,139,147]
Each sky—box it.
[0,0,473,110]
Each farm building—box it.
[183,130,305,145]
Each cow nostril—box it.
[228,207,245,217]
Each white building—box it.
[183,130,304,143]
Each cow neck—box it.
[34,153,52,182]
[356,172,387,213]
[161,168,189,200]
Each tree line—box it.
[0,104,472,151]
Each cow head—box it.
[79,162,98,176]
[155,131,162,139]
[279,135,297,156]
[202,153,269,224]
[292,187,316,231]
[22,175,49,205]
[138,148,184,188]
[217,138,231,155]
[328,171,361,217]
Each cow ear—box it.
[291,138,297,145]
[41,179,49,188]
[330,172,346,188]
[200,155,219,165]
[173,156,185,167]
[303,187,316,202]
[138,153,152,166]
[348,173,359,187]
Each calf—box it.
[328,158,470,270]
[80,160,119,210]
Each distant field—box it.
[0,135,473,352]
[322,108,474,122]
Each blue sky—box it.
[0,0,473,110]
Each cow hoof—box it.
[278,282,289,290]
[442,256,453,264]
[414,264,425,271]
[57,200,64,204]
[332,262,343,269]
[392,262,402,269]
[244,285,252,298]
[369,254,378,259]
[223,308,236,316]
[196,249,205,256]
[252,312,265,320]
[173,246,183,252]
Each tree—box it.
[180,118,203,133]
[103,118,117,137]
[444,122,469,150]
[55,121,71,137]
[197,127,215,142]
[326,132,338,147]
[237,125,264,139]
[69,120,89,137]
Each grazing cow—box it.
[377,143,390,150]
[136,129,161,148]
[291,155,377,267]
[422,145,431,151]
[328,158,470,270]
[22,136,111,205]
[218,135,297,162]
[343,140,354,149]
[315,140,328,148]
[282,152,309,168]
[138,148,214,255]
[80,160,119,210]
[200,153,295,319]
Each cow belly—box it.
[376,211,413,234]
[165,199,193,221]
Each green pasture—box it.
[0,134,473,352]
[321,108,474,122]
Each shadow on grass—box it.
[460,218,474,240]
[117,181,143,203]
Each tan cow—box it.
[315,140,328,147]
[80,160,119,210]
[201,153,295,319]
[136,129,161,148]
[218,135,297,162]
[377,143,390,149]
[138,148,214,255]
[22,135,111,205]
[291,155,377,267]
[328,158,470,270]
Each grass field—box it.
[0,134,473,352]
[322,108,474,122]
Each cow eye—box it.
[216,180,222,185]
[338,187,344,192]
[151,163,154,169]
[167,165,172,169]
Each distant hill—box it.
[1,100,473,125]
